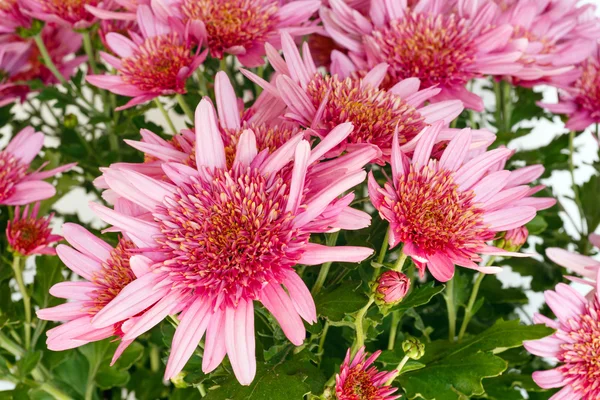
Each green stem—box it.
[377,230,389,265]
[150,346,160,373]
[39,383,73,400]
[85,359,101,400]
[445,277,456,341]
[81,31,99,75]
[154,98,177,135]
[502,81,513,134]
[317,321,329,364]
[494,80,503,133]
[196,70,208,97]
[176,94,195,121]
[568,130,586,236]
[385,355,410,386]
[12,255,31,349]
[387,311,401,350]
[392,249,407,272]
[311,232,339,295]
[457,271,487,341]
[33,34,67,85]
[351,297,375,354]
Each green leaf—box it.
[113,342,144,370]
[580,173,600,233]
[16,351,42,378]
[526,215,548,236]
[315,281,367,321]
[95,367,130,390]
[391,282,445,313]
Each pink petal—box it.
[532,368,566,389]
[483,207,536,231]
[427,253,455,282]
[202,310,227,374]
[37,302,86,322]
[195,99,226,171]
[281,269,317,323]
[234,130,258,167]
[215,71,241,130]
[260,283,305,346]
[62,223,112,262]
[298,243,373,265]
[56,244,102,280]
[49,282,96,300]
[286,140,311,213]
[225,300,256,385]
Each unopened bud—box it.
[504,226,528,251]
[170,371,187,388]
[64,114,78,129]
[375,271,410,304]
[402,337,424,360]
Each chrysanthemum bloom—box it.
[335,347,400,400]
[368,123,556,281]
[0,40,31,106]
[18,0,108,29]
[86,5,207,110]
[0,0,31,33]
[492,0,600,85]
[375,270,410,304]
[539,49,600,132]
[159,0,320,67]
[0,127,75,205]
[546,234,600,288]
[523,269,600,400]
[244,33,496,162]
[86,98,376,384]
[37,222,156,363]
[320,0,524,111]
[6,203,61,256]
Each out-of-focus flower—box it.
[37,222,152,364]
[335,347,400,400]
[546,234,600,287]
[161,0,320,66]
[524,269,600,400]
[18,0,109,29]
[320,0,524,111]
[368,123,556,282]
[0,127,75,206]
[402,337,424,360]
[0,40,31,106]
[6,202,61,256]
[0,0,31,33]
[245,33,496,162]
[375,270,410,304]
[87,5,207,110]
[493,0,600,86]
[84,99,376,385]
[539,47,600,132]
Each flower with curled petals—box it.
[0,127,76,206]
[160,0,320,66]
[546,234,600,288]
[244,33,497,162]
[320,0,524,111]
[368,123,555,282]
[524,269,600,400]
[6,203,61,256]
[335,347,400,400]
[86,4,207,110]
[37,222,155,364]
[84,98,376,385]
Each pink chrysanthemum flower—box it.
[368,123,556,281]
[493,0,600,85]
[0,0,31,33]
[320,0,524,111]
[86,99,376,385]
[157,0,320,67]
[18,0,117,29]
[539,48,600,132]
[244,33,497,162]
[335,347,400,400]
[0,127,75,206]
[0,40,31,106]
[375,271,410,304]
[86,5,207,110]
[6,203,61,256]
[546,234,600,288]
[524,269,600,400]
[37,221,155,364]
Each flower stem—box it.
[317,321,329,364]
[377,230,389,265]
[444,277,456,341]
[311,231,339,295]
[387,310,401,350]
[154,98,177,135]
[33,33,67,85]
[351,297,375,354]
[568,130,586,237]
[81,31,99,74]
[11,255,31,349]
[457,270,488,341]
[176,94,195,121]
[385,355,410,386]
[502,81,513,134]
[392,249,407,272]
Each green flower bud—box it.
[402,337,425,360]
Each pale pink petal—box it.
[483,207,536,231]
[56,244,102,280]
[195,99,226,171]
[286,140,311,213]
[298,243,373,265]
[260,283,305,345]
[202,310,227,373]
[532,368,566,389]
[215,71,241,130]
[61,223,112,262]
[427,253,455,282]
[37,302,86,322]
[281,269,316,323]
[523,336,562,358]
[49,282,96,300]
[234,130,258,167]
[225,300,256,386]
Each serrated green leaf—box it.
[113,341,144,370]
[315,281,367,321]
[580,173,600,233]
[16,351,42,378]
[392,282,445,314]
[95,367,130,390]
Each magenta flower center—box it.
[0,151,27,202]
[558,299,600,399]
[390,164,491,256]
[88,238,136,315]
[574,59,600,119]
[0,0,17,12]
[306,73,426,148]
[121,33,194,93]
[39,0,98,24]
[156,166,309,309]
[181,0,279,57]
[371,13,478,88]
[7,216,52,255]
[340,365,380,400]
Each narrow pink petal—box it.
[195,99,226,171]
[471,170,511,202]
[62,223,112,262]
[281,32,311,88]
[362,63,388,88]
[523,336,562,358]
[215,71,241,130]
[308,122,353,164]
[483,207,536,231]
[89,203,160,247]
[260,133,304,175]
[454,148,512,191]
[234,130,258,167]
[389,77,420,97]
[281,269,316,323]
[37,302,86,321]
[56,244,102,280]
[49,282,96,300]
[439,129,472,171]
[298,243,373,265]
[202,310,227,373]
[7,129,43,164]
[427,253,455,282]
[106,32,137,58]
[3,181,55,205]
[546,248,598,278]
[286,140,311,213]
[164,298,211,379]
[123,290,184,341]
[260,283,305,346]
[276,75,316,123]
[225,300,256,385]
[412,121,443,169]
[110,340,134,366]
[418,100,464,124]
[532,368,566,389]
